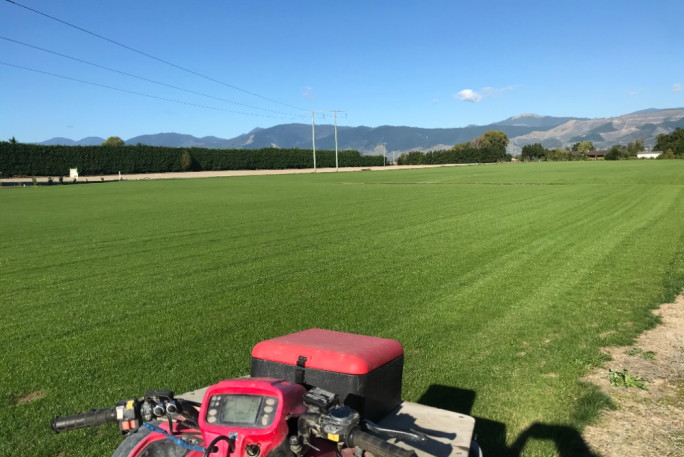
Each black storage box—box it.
[250,328,404,421]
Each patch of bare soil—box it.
[14,389,46,405]
[583,294,684,456]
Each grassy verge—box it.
[1,160,683,456]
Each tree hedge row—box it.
[0,143,383,177]
[654,127,684,157]
[397,146,510,165]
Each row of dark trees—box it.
[604,140,646,160]
[0,142,383,177]
[520,140,649,161]
[6,128,680,178]
[397,130,512,165]
[654,128,684,158]
[397,146,510,165]
[520,143,577,161]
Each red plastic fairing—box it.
[199,378,307,457]
[251,329,404,375]
[124,421,202,457]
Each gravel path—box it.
[583,293,684,456]
[3,164,469,183]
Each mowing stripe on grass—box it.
[1,161,683,456]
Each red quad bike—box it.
[52,329,482,457]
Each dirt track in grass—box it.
[583,293,684,456]
[3,164,468,183]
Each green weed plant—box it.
[609,369,649,390]
[626,347,656,359]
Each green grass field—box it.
[2,161,683,456]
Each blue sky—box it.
[1,0,683,143]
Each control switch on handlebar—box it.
[320,406,360,443]
[115,399,142,435]
[303,387,339,413]
[298,389,417,457]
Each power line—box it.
[4,0,308,112]
[0,35,300,118]
[0,60,305,120]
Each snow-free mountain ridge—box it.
[38,108,684,155]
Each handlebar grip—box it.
[348,430,417,457]
[51,408,118,433]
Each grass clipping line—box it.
[583,293,684,456]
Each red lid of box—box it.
[251,328,404,375]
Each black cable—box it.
[0,35,300,118]
[0,60,304,121]
[203,435,234,457]
[4,0,308,112]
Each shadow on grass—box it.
[417,385,599,457]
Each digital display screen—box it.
[206,394,279,428]
[220,395,262,424]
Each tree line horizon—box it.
[2,128,683,177]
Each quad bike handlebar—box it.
[51,390,199,438]
[51,407,118,433]
[51,385,419,457]
[299,388,419,457]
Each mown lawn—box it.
[2,160,683,456]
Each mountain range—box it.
[39,108,684,155]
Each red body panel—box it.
[199,378,308,457]
[251,328,403,375]
[124,421,203,457]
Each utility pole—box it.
[309,110,345,172]
[329,110,345,172]
[311,111,317,172]
[334,111,339,172]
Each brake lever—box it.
[362,419,427,443]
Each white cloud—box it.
[454,86,514,103]
[455,89,482,103]
[302,86,314,98]
[628,90,641,97]
[673,83,682,92]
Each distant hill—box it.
[212,117,580,154]
[509,108,684,151]
[124,133,227,148]
[40,136,105,146]
[492,114,586,128]
[38,108,684,155]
